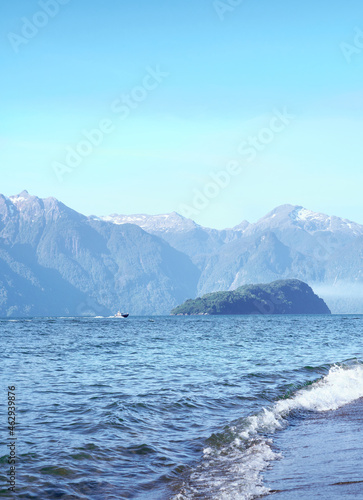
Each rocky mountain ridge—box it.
[0,191,199,316]
[0,191,362,315]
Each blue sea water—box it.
[0,315,362,499]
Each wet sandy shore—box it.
[263,397,363,499]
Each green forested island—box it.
[171,279,331,315]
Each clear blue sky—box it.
[1,0,362,228]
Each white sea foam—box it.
[275,364,363,414]
[239,364,363,444]
[174,364,363,500]
[174,440,279,500]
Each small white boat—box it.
[114,311,129,318]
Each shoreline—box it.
[264,397,363,498]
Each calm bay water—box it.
[1,315,362,499]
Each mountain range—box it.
[0,190,362,316]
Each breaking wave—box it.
[173,362,363,500]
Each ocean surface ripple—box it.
[0,315,362,499]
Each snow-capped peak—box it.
[98,211,200,233]
[294,207,317,221]
[9,190,31,205]
[242,204,363,238]
[290,206,363,236]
